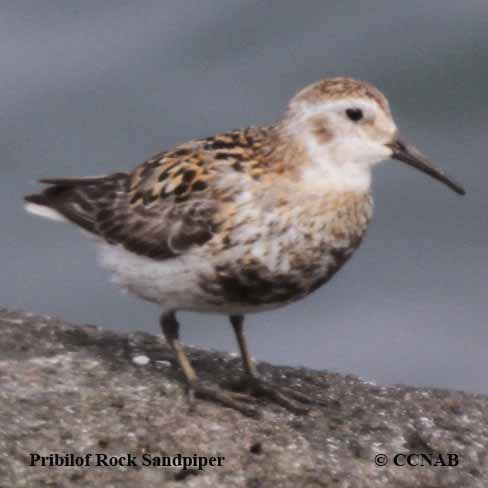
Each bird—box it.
[24,77,465,417]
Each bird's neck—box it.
[268,123,373,194]
[299,156,372,193]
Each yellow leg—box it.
[230,315,258,377]
[160,312,197,385]
[229,314,316,414]
[160,311,259,417]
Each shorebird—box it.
[25,77,465,417]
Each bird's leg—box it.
[159,312,259,417]
[230,315,319,414]
[159,311,197,390]
[229,314,258,377]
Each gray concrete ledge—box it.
[1,308,487,487]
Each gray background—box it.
[2,1,487,393]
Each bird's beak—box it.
[387,135,465,195]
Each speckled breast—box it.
[199,191,373,310]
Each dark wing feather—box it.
[25,173,129,234]
[97,194,219,260]
[98,145,221,259]
[25,147,221,260]
[24,127,274,259]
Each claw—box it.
[190,383,261,418]
[278,385,328,407]
[242,376,311,414]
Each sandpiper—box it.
[25,77,465,417]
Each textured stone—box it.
[0,308,486,487]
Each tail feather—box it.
[24,192,50,207]
[24,200,68,223]
[24,173,129,235]
[38,173,127,186]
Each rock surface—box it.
[0,308,487,487]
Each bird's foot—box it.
[183,376,323,418]
[187,382,261,418]
[231,374,323,415]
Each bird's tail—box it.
[24,173,129,236]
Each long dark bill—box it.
[388,135,465,195]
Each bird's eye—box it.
[346,108,363,122]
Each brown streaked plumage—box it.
[291,77,391,115]
[24,77,465,417]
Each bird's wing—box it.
[98,144,222,259]
[25,127,273,260]
[25,144,223,260]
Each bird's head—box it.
[282,77,465,195]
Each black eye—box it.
[346,108,363,122]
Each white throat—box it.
[300,134,372,192]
